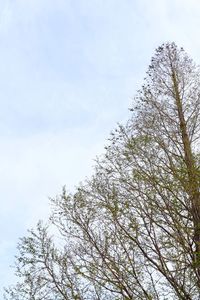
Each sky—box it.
[1,0,200,296]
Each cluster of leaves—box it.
[5,43,200,299]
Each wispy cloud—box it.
[1,0,200,293]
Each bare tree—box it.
[5,43,200,299]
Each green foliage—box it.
[5,43,200,300]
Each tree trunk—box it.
[172,70,200,286]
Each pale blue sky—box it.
[1,0,200,295]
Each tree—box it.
[5,43,200,299]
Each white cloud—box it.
[0,1,12,34]
[1,0,200,293]
[0,128,105,291]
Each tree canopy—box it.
[5,42,200,300]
